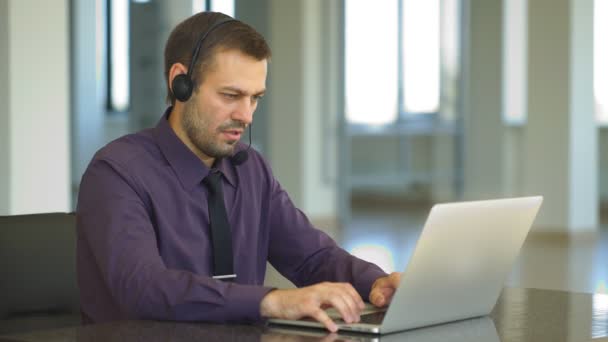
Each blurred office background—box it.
[1,0,607,294]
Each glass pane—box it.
[502,0,527,124]
[110,0,129,112]
[211,0,235,17]
[596,0,608,124]
[345,0,398,125]
[402,0,440,113]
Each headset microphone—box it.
[230,125,252,166]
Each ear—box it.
[169,63,189,93]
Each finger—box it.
[389,272,401,287]
[370,287,394,307]
[337,283,364,318]
[342,283,365,310]
[378,287,396,305]
[383,287,396,297]
[337,290,361,323]
[370,273,401,305]
[310,308,339,333]
[375,287,399,307]
[319,332,339,342]
[324,292,357,323]
[382,292,396,305]
[315,283,357,323]
[369,288,385,307]
[373,275,394,289]
[375,272,401,289]
[373,276,390,289]
[369,279,389,305]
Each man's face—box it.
[181,49,267,160]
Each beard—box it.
[181,101,245,159]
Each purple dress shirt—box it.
[76,108,387,324]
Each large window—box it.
[345,0,441,125]
[402,0,440,113]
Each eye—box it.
[222,93,238,100]
[252,94,264,102]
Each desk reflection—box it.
[0,317,498,342]
[267,316,499,342]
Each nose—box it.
[232,98,256,126]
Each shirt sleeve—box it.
[77,158,273,323]
[264,170,387,301]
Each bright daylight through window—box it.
[346,0,440,125]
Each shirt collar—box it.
[153,107,237,190]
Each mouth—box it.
[221,129,243,141]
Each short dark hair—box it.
[164,12,272,105]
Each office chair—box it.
[0,212,81,335]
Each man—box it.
[77,12,400,333]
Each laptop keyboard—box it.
[299,306,387,325]
[336,311,386,325]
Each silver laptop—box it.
[269,196,543,334]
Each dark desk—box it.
[2,287,608,342]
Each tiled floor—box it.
[508,230,608,294]
[265,200,608,295]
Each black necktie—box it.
[203,169,235,280]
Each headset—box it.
[171,17,251,166]
[172,17,236,102]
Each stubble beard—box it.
[181,102,237,159]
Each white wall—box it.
[0,0,71,214]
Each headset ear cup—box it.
[172,74,193,102]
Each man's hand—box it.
[369,272,401,307]
[260,282,365,332]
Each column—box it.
[267,0,338,221]
[461,0,505,201]
[523,0,597,232]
